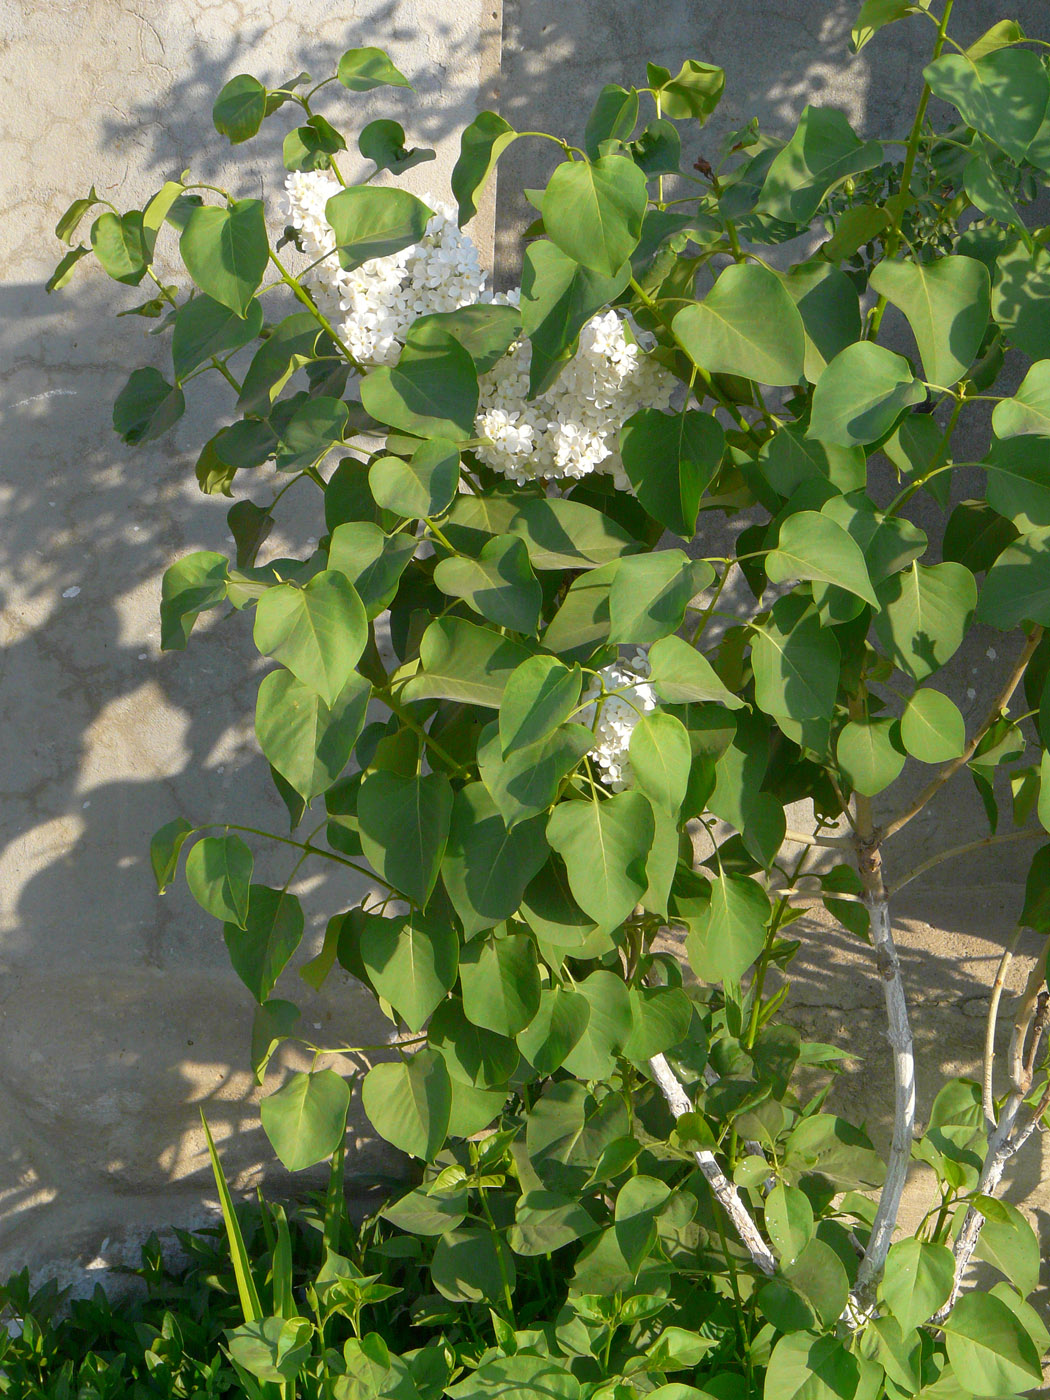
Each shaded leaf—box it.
[362,1049,451,1160]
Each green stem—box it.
[868,0,955,339]
[203,820,395,890]
[476,1160,516,1326]
[147,268,243,392]
[689,564,731,644]
[745,840,812,1049]
[424,517,457,554]
[268,248,362,369]
[381,691,464,773]
[712,1209,749,1364]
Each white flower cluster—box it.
[578,648,659,790]
[475,311,676,487]
[284,171,487,366]
[283,172,677,483]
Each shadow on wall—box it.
[94,8,499,196]
[495,0,1050,271]
[0,1,500,1273]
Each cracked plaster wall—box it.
[0,0,499,1281]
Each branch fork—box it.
[932,952,1050,1322]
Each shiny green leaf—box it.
[358,771,453,908]
[403,616,532,709]
[213,74,266,143]
[451,112,518,227]
[336,46,411,91]
[185,834,253,927]
[685,870,769,983]
[360,323,478,441]
[261,1069,350,1171]
[620,408,724,538]
[434,534,541,634]
[758,106,882,226]
[358,913,458,1031]
[874,561,976,680]
[809,341,926,446]
[253,571,367,707]
[442,784,548,937]
[362,1049,451,1160]
[673,263,806,386]
[172,294,263,378]
[542,155,647,277]
[869,255,990,388]
[836,717,905,796]
[900,688,966,762]
[546,791,654,931]
[499,656,583,755]
[325,186,432,270]
[180,199,268,317]
[224,885,304,1003]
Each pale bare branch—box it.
[648,1052,777,1276]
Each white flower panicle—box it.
[284,171,487,366]
[283,171,676,482]
[579,649,659,791]
[476,310,676,487]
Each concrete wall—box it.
[0,0,499,1279]
[3,0,1050,1292]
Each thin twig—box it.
[647,1053,776,1276]
[1022,992,1049,1083]
[888,828,1045,896]
[983,930,1020,1134]
[1009,961,1045,1094]
[880,628,1043,843]
[782,827,855,850]
[934,956,1049,1321]
[1009,1077,1050,1156]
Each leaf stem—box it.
[883,393,964,518]
[146,267,243,393]
[745,840,813,1049]
[268,248,362,370]
[379,690,464,773]
[201,820,395,891]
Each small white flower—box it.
[282,173,677,486]
[475,310,675,486]
[284,174,487,367]
[966,687,977,700]
[578,648,659,790]
[986,647,997,660]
